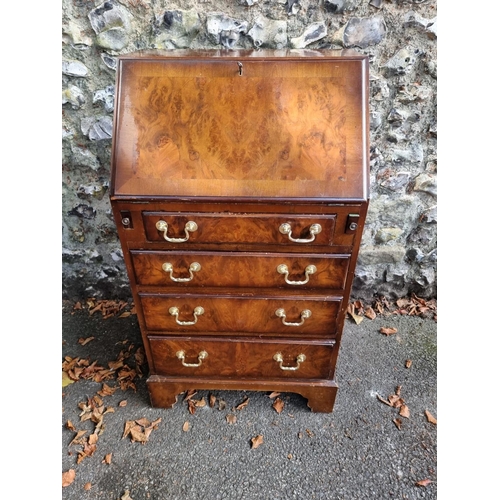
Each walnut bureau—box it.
[110,49,369,412]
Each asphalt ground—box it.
[61,301,437,500]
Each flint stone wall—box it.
[62,0,437,302]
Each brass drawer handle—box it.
[279,222,322,243]
[176,350,208,368]
[273,353,306,371]
[275,308,311,326]
[156,220,198,243]
[169,306,204,325]
[162,262,201,282]
[277,264,317,285]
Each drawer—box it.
[131,250,350,290]
[142,212,336,246]
[140,293,341,336]
[148,336,335,379]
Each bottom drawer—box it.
[148,336,336,380]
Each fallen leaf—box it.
[364,306,376,320]
[119,311,131,318]
[62,469,76,487]
[305,429,314,437]
[251,435,264,449]
[287,453,293,459]
[399,405,410,418]
[393,418,402,430]
[380,327,398,336]
[425,410,437,425]
[98,383,117,397]
[405,359,412,368]
[376,394,392,406]
[69,430,88,446]
[121,490,134,500]
[218,399,226,411]
[182,421,190,432]
[102,453,112,464]
[194,397,206,408]
[66,420,76,431]
[209,394,216,408]
[347,303,364,324]
[235,397,249,410]
[188,400,196,415]
[119,400,128,407]
[395,385,402,396]
[415,479,432,487]
[226,414,237,424]
[269,391,281,398]
[84,482,92,490]
[62,371,75,387]
[272,398,285,414]
[78,336,95,346]
[184,390,197,401]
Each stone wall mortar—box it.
[62,0,437,302]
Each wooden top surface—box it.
[110,50,369,202]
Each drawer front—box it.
[142,212,336,246]
[148,336,335,379]
[140,294,341,336]
[131,251,350,290]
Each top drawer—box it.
[143,212,335,246]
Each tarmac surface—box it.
[62,302,437,500]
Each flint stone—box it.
[68,204,97,219]
[206,13,248,48]
[290,22,327,48]
[248,15,287,49]
[375,227,403,244]
[81,116,113,141]
[391,143,424,163]
[88,0,132,51]
[70,145,100,171]
[357,245,406,266]
[156,10,201,48]
[101,53,117,71]
[342,15,386,48]
[366,195,422,226]
[420,205,437,223]
[383,47,418,76]
[284,0,300,15]
[93,85,115,113]
[380,171,411,191]
[324,0,361,13]
[406,247,424,262]
[413,172,437,196]
[62,59,89,77]
[63,85,86,109]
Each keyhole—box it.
[237,61,243,76]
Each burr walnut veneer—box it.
[110,49,369,412]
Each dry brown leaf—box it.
[66,420,76,431]
[364,307,376,320]
[62,469,76,487]
[182,421,190,432]
[88,432,99,445]
[119,400,128,407]
[119,311,131,318]
[405,359,412,369]
[425,410,437,425]
[395,385,402,396]
[272,398,285,414]
[103,453,112,464]
[84,482,92,490]
[69,430,88,446]
[380,327,398,336]
[236,397,249,410]
[98,383,117,397]
[195,397,206,408]
[251,434,264,449]
[393,418,402,430]
[416,479,432,487]
[122,420,135,439]
[226,414,237,424]
[376,394,392,406]
[184,390,197,401]
[218,399,227,411]
[305,429,314,437]
[121,490,134,500]
[399,405,410,418]
[188,400,197,415]
[347,303,364,324]
[269,391,281,398]
[78,336,95,346]
[209,394,216,407]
